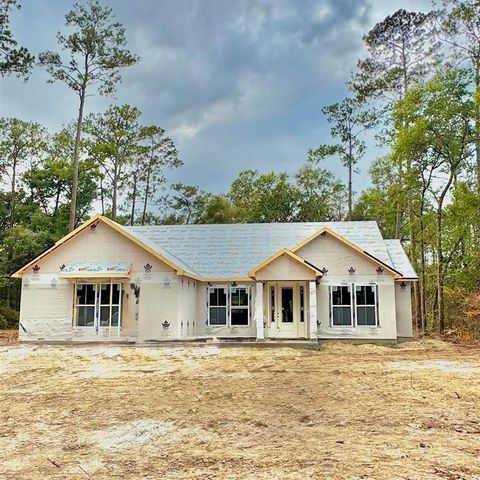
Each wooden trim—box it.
[13,214,201,281]
[248,248,323,279]
[13,214,101,277]
[291,227,403,278]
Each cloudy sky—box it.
[1,0,431,194]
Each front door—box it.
[268,282,306,338]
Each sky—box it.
[1,0,432,195]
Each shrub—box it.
[0,314,8,330]
[0,305,19,329]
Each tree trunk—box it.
[100,176,105,215]
[69,88,86,231]
[437,208,445,334]
[419,217,427,333]
[130,173,137,226]
[141,153,153,226]
[9,157,17,229]
[347,156,352,220]
[475,65,480,192]
[112,165,118,222]
[436,172,455,334]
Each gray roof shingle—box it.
[120,221,417,280]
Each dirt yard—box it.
[1,339,480,479]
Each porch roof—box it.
[58,261,132,278]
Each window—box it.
[99,283,121,327]
[331,285,352,326]
[75,282,122,328]
[76,284,96,327]
[208,287,227,326]
[230,287,249,326]
[356,285,377,326]
[208,285,251,327]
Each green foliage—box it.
[352,9,438,100]
[0,0,34,79]
[0,305,18,328]
[38,0,139,96]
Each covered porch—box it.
[249,249,321,340]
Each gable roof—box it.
[384,240,418,279]
[125,221,417,279]
[13,215,201,279]
[14,217,418,280]
[291,226,403,278]
[248,248,323,278]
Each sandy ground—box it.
[0,339,480,479]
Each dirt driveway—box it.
[0,339,479,479]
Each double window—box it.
[330,284,378,327]
[208,286,250,327]
[75,283,122,328]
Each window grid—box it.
[330,284,378,328]
[208,285,251,327]
[75,283,122,328]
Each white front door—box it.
[267,282,307,338]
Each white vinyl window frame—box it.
[330,284,354,327]
[207,285,228,327]
[74,281,122,329]
[207,284,251,327]
[230,286,250,327]
[355,284,378,328]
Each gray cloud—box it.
[0,0,432,195]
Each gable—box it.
[249,249,321,281]
[14,216,179,277]
[295,230,401,278]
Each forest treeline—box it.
[0,0,479,338]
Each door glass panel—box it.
[281,287,293,323]
[76,284,96,305]
[299,286,304,323]
[270,286,275,323]
[77,306,95,326]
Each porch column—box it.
[309,281,317,340]
[255,281,264,340]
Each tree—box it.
[439,0,480,191]
[352,9,438,238]
[23,127,99,230]
[392,70,474,333]
[0,0,34,78]
[295,161,347,221]
[0,118,47,229]
[352,9,438,101]
[229,170,299,223]
[168,183,210,224]
[136,126,181,226]
[310,97,375,220]
[39,0,139,231]
[84,105,141,221]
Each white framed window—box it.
[230,286,249,326]
[330,285,353,327]
[76,283,97,327]
[355,285,378,327]
[208,286,228,326]
[75,282,122,328]
[207,285,251,327]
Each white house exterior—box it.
[13,215,417,343]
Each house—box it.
[13,214,417,343]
